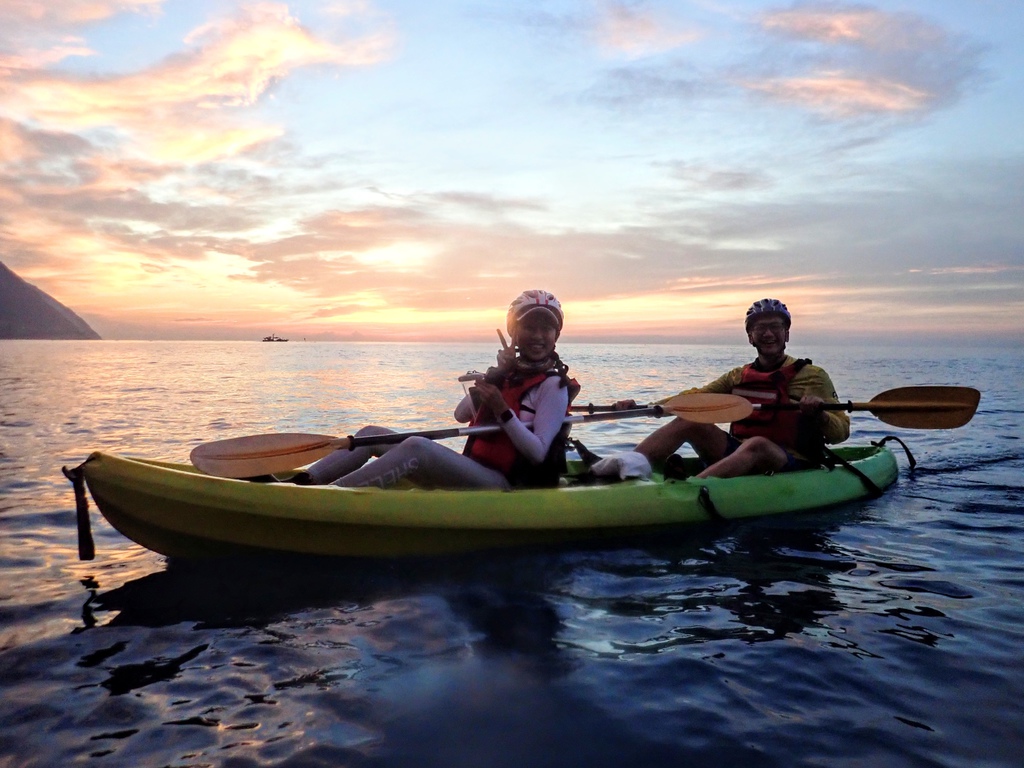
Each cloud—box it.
[913,265,1024,277]
[585,63,711,107]
[0,1,400,303]
[0,1,161,73]
[71,146,1011,327]
[425,191,547,215]
[742,72,930,116]
[501,1,700,59]
[0,2,1016,344]
[745,3,984,118]
[663,161,774,192]
[0,3,396,163]
[584,3,981,122]
[0,117,89,169]
[0,0,162,31]
[760,5,942,49]
[590,1,703,59]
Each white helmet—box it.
[745,298,791,330]
[506,289,563,334]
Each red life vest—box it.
[463,371,572,481]
[729,359,811,452]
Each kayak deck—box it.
[78,445,899,558]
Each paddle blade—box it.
[190,433,342,478]
[662,393,754,424]
[866,386,980,429]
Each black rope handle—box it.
[62,462,95,561]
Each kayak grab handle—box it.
[697,485,725,521]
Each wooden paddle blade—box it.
[190,433,344,478]
[662,393,754,424]
[866,386,981,429]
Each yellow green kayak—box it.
[71,445,898,559]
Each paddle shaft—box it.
[570,403,624,413]
[578,400,972,417]
[192,386,978,477]
[335,406,666,450]
[571,386,979,430]
[191,406,668,477]
[756,401,969,414]
[573,400,959,419]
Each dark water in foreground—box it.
[1,340,1022,767]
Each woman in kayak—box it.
[297,289,578,489]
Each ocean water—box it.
[1,339,1022,767]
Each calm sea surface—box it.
[1,340,1022,767]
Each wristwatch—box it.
[500,409,515,423]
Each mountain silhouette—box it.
[0,261,101,339]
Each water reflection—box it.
[545,511,974,663]
[77,508,965,700]
[80,553,573,692]
[97,643,210,697]
[47,512,997,766]
[84,507,969,644]
[86,555,560,632]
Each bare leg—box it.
[634,418,731,465]
[304,425,395,484]
[334,436,511,490]
[697,436,788,479]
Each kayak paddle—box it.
[192,404,664,478]
[753,385,980,429]
[574,394,756,423]
[191,387,977,478]
[576,386,980,430]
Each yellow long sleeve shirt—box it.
[658,355,851,445]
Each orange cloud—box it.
[0,44,94,69]
[748,5,970,119]
[761,7,943,51]
[744,72,931,117]
[763,8,888,45]
[592,1,701,59]
[0,3,395,163]
[0,1,161,77]
[0,0,162,29]
[0,118,27,163]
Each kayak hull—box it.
[78,446,898,559]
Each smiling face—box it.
[747,314,790,361]
[513,309,560,362]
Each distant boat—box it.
[262,334,288,342]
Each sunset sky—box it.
[1,0,1021,343]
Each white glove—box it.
[590,451,652,480]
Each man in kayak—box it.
[597,298,849,480]
[296,290,578,489]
